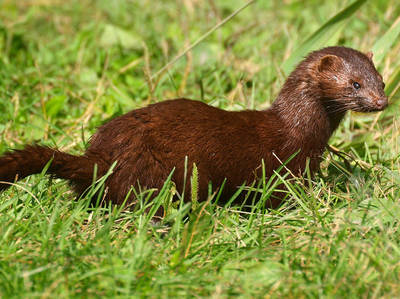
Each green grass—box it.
[1,0,400,297]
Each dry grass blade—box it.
[150,0,257,80]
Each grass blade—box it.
[371,15,400,66]
[282,0,366,75]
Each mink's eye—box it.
[382,82,386,89]
[352,82,361,90]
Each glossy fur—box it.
[0,47,388,214]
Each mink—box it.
[0,46,388,215]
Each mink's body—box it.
[88,100,284,205]
[0,47,388,214]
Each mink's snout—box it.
[374,96,388,111]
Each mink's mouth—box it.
[351,96,388,112]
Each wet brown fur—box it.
[0,47,388,215]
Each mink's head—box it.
[306,46,388,112]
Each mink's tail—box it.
[0,145,110,193]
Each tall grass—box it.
[0,0,400,297]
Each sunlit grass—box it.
[0,0,400,297]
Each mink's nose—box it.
[375,96,388,110]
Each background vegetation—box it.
[0,0,400,297]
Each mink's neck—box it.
[270,76,346,155]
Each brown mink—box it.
[0,46,388,214]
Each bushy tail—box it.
[0,145,110,193]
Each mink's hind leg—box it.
[100,148,172,208]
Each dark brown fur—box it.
[0,47,388,214]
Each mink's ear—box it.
[317,54,342,72]
[365,51,373,61]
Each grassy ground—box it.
[1,0,400,297]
